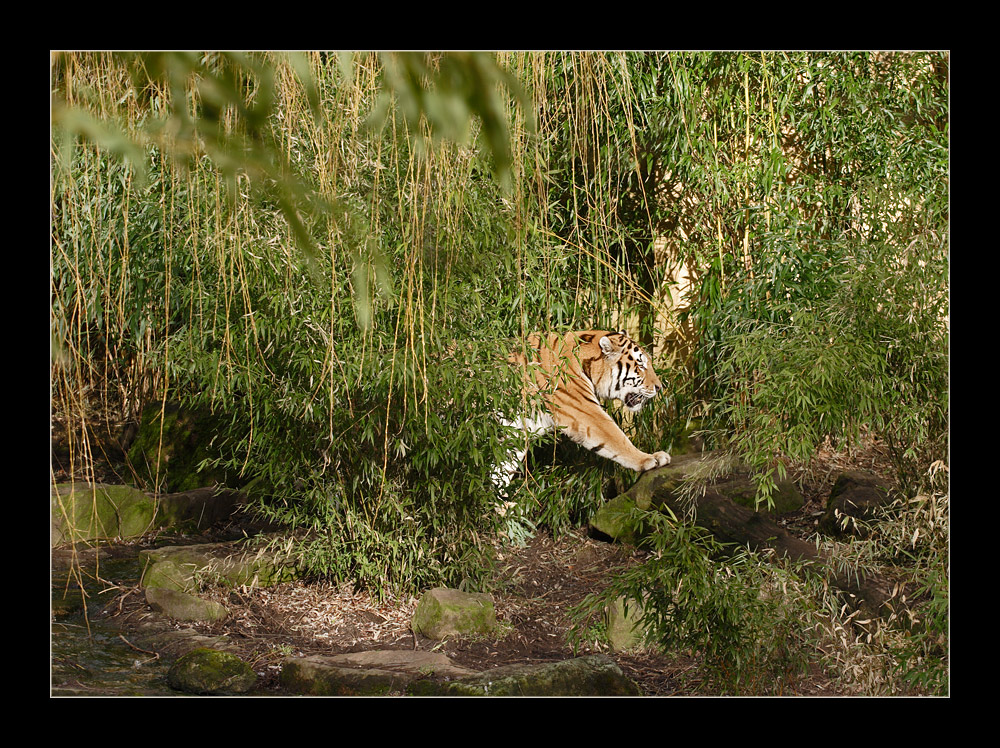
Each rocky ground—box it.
[105,490,848,696]
[59,439,895,696]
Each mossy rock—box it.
[140,558,199,594]
[412,587,497,640]
[280,661,401,696]
[279,650,477,695]
[51,483,156,546]
[408,655,641,696]
[819,470,895,536]
[605,596,649,653]
[589,493,644,544]
[589,452,709,542]
[713,476,805,515]
[138,540,299,594]
[281,652,478,696]
[590,452,805,544]
[166,648,256,694]
[146,587,229,623]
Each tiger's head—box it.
[590,331,664,412]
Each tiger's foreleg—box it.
[557,410,671,473]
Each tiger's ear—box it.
[598,335,623,361]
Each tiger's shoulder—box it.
[509,329,641,386]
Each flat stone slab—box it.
[323,650,478,677]
[280,650,477,695]
[125,617,234,658]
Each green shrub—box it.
[569,508,813,694]
[705,234,948,501]
[52,52,948,615]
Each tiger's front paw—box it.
[641,451,671,472]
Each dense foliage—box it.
[52,51,948,692]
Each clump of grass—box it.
[569,507,817,695]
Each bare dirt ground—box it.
[144,521,844,695]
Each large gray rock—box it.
[51,482,248,547]
[51,483,156,546]
[589,451,805,543]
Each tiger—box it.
[493,330,671,492]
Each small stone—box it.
[605,596,648,652]
[412,587,497,640]
[167,647,256,695]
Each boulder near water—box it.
[166,647,257,695]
